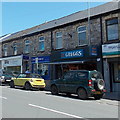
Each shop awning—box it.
[42,60,84,65]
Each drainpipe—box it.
[100,16,104,78]
[87,2,91,46]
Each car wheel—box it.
[77,88,88,100]
[51,85,58,95]
[24,82,32,90]
[94,79,105,91]
[10,81,15,88]
[94,94,103,100]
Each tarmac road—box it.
[0,85,119,119]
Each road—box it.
[0,85,119,119]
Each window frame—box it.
[13,42,17,55]
[77,25,87,46]
[56,32,63,49]
[24,40,30,53]
[3,44,8,56]
[39,36,45,51]
[106,18,119,41]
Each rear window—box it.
[91,72,103,79]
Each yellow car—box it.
[10,73,45,90]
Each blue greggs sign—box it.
[61,49,83,59]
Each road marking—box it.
[29,103,83,118]
[0,96,7,100]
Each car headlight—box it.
[1,76,5,79]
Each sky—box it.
[1,2,108,36]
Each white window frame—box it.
[39,36,45,51]
[77,26,87,46]
[13,42,17,55]
[25,40,30,53]
[3,44,7,56]
[56,32,63,49]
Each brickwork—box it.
[102,12,120,43]
[52,18,102,51]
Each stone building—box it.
[0,1,119,93]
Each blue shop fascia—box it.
[49,45,103,80]
[31,56,50,80]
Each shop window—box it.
[113,63,120,82]
[3,44,7,56]
[13,42,17,55]
[38,64,48,76]
[25,40,30,53]
[39,36,45,51]
[77,26,87,46]
[106,18,119,41]
[56,32,63,49]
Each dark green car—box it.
[50,70,106,100]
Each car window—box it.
[64,72,74,79]
[18,74,27,78]
[76,72,88,79]
[91,72,103,79]
[31,74,42,78]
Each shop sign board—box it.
[102,43,120,56]
[61,49,83,59]
[23,55,29,60]
[90,46,98,56]
[31,56,50,63]
[4,57,22,67]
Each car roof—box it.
[69,70,99,73]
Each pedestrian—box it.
[25,69,30,73]
[0,69,3,76]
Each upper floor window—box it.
[3,44,7,56]
[106,18,119,41]
[25,40,30,53]
[77,26,87,46]
[56,32,63,49]
[13,42,17,55]
[39,36,45,51]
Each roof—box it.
[1,1,119,42]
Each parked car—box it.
[10,73,46,90]
[50,70,106,100]
[0,73,14,84]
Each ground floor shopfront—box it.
[31,56,50,80]
[49,46,103,80]
[102,43,120,93]
[0,55,30,74]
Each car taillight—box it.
[36,80,42,82]
[103,89,106,92]
[88,80,92,86]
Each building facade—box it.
[0,1,119,93]
[102,12,120,92]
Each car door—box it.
[65,71,76,93]
[56,76,66,92]
[15,73,26,86]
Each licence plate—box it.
[95,91,101,94]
